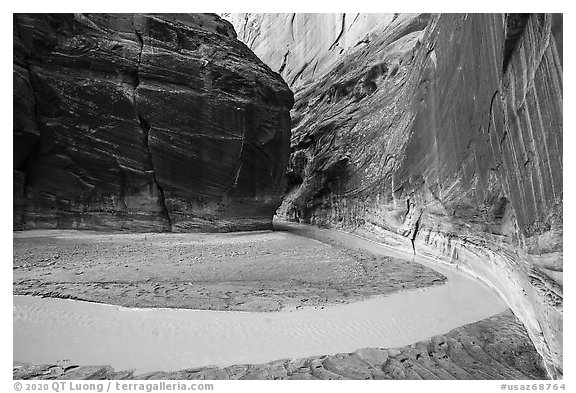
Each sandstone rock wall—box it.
[221,13,423,88]
[13,13,293,232]
[229,13,563,378]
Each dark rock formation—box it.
[13,310,548,380]
[13,13,293,232]
[225,13,563,378]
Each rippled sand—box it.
[13,222,446,312]
[14,225,506,374]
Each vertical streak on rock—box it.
[311,59,319,79]
[278,50,290,75]
[133,18,172,231]
[411,217,420,255]
[231,112,247,189]
[329,14,346,52]
[351,13,361,28]
[290,62,309,88]
[531,87,558,201]
[241,14,249,42]
[290,13,296,42]
[486,90,499,137]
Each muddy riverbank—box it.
[13,222,445,312]
[14,221,546,379]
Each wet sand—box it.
[14,269,506,374]
[13,221,544,379]
[13,222,445,312]
[14,310,548,380]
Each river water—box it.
[13,223,507,374]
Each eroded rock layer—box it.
[13,13,293,232]
[226,13,563,377]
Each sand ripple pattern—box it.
[14,259,506,374]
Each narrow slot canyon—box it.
[13,13,562,381]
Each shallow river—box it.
[14,223,507,374]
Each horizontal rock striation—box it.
[229,14,563,377]
[13,13,293,232]
[13,310,548,380]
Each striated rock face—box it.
[227,14,563,377]
[221,13,416,88]
[13,13,293,232]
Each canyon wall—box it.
[13,13,293,232]
[224,13,563,378]
[221,13,405,88]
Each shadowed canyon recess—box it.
[13,13,562,380]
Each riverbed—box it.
[13,223,507,374]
